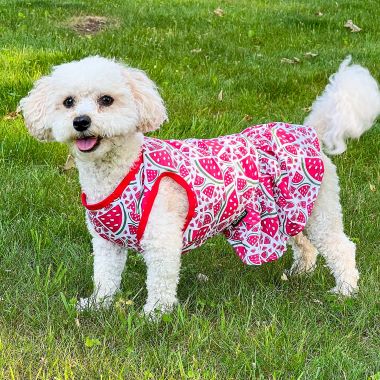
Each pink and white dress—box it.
[82,123,324,265]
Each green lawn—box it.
[0,0,380,378]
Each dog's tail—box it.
[304,56,380,154]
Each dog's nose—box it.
[73,115,91,131]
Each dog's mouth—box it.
[75,136,102,152]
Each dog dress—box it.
[82,123,324,265]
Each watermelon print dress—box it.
[82,123,324,265]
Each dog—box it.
[20,56,380,315]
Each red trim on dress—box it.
[81,154,143,211]
[136,172,197,242]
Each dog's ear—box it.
[19,75,54,141]
[121,66,168,133]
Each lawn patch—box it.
[67,15,118,35]
[0,0,379,378]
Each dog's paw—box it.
[76,297,96,311]
[143,298,178,321]
[288,259,316,276]
[142,308,165,322]
[329,283,358,297]
[330,269,359,297]
[77,296,112,312]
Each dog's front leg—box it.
[141,218,183,316]
[78,236,127,310]
[140,178,186,316]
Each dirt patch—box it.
[68,16,116,35]
[3,110,20,121]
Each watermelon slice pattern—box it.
[224,123,324,265]
[84,123,323,266]
[86,163,144,251]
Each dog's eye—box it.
[63,96,75,108]
[98,95,114,107]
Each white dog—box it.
[20,56,380,315]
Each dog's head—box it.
[19,56,167,158]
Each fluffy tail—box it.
[304,56,380,154]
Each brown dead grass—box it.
[68,16,118,35]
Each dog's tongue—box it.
[76,137,98,152]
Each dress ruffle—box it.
[224,123,324,265]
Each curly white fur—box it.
[20,56,380,314]
[305,56,380,154]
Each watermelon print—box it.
[213,201,222,216]
[237,178,247,192]
[298,184,311,197]
[219,190,239,222]
[95,203,127,235]
[179,165,190,178]
[203,213,213,225]
[224,168,234,187]
[196,158,223,182]
[238,156,258,182]
[277,127,297,144]
[146,169,158,183]
[284,145,299,156]
[292,171,304,184]
[219,152,230,162]
[303,158,324,184]
[194,175,205,187]
[202,185,215,198]
[146,149,175,170]
[284,219,304,236]
[83,123,324,266]
[261,216,280,238]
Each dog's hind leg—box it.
[305,154,359,295]
[288,233,318,275]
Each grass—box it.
[0,0,379,378]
